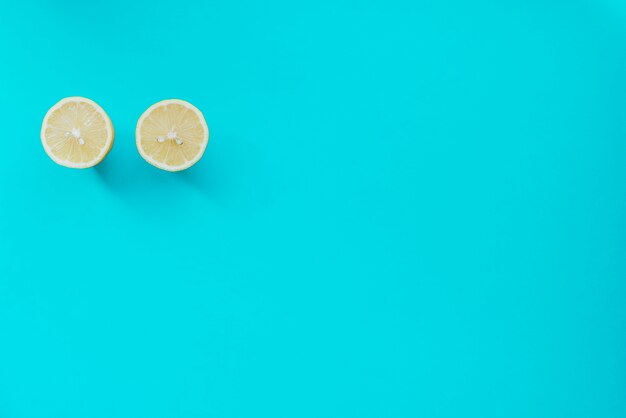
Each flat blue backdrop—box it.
[1,1,626,417]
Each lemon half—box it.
[136,99,209,172]
[41,97,114,169]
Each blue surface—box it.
[1,1,626,417]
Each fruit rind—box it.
[40,96,114,169]
[135,99,209,172]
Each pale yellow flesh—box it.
[137,101,207,171]
[42,99,112,167]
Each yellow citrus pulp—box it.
[41,97,114,168]
[136,99,209,172]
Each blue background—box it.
[1,1,626,417]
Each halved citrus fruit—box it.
[41,97,114,169]
[136,99,209,172]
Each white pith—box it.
[40,97,114,169]
[135,99,209,172]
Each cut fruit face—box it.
[136,99,209,172]
[41,97,114,169]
